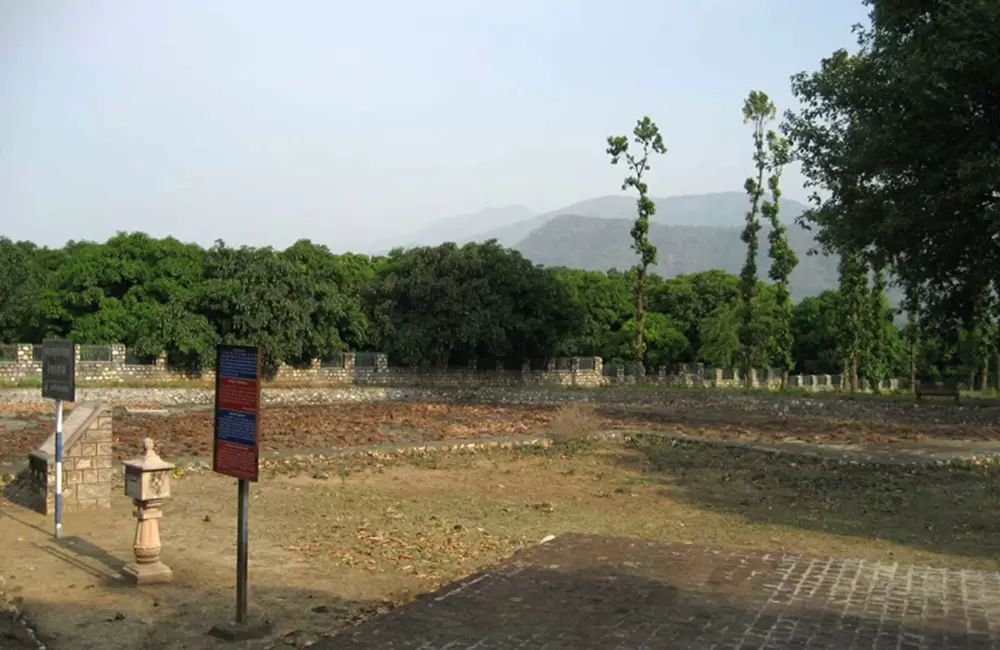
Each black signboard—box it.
[42,339,76,402]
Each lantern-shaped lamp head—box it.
[123,438,175,502]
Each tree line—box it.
[0,232,988,387]
[3,0,994,390]
[604,0,999,391]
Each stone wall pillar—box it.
[27,402,114,515]
[16,344,34,364]
[374,353,388,372]
[110,343,127,365]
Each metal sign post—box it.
[41,339,75,539]
[209,344,270,640]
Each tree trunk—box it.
[850,353,859,393]
[995,351,1000,396]
[781,368,789,391]
[635,266,646,376]
[981,357,990,393]
[909,341,917,391]
[969,368,976,393]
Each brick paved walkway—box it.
[317,534,1000,649]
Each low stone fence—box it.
[0,343,903,392]
[0,384,990,426]
[626,363,901,393]
[0,344,608,388]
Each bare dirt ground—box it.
[4,399,1000,467]
[3,398,1000,648]
[3,436,1000,649]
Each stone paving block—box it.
[316,534,1000,650]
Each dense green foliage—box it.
[785,0,1000,339]
[0,231,986,384]
[782,0,1000,390]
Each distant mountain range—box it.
[374,192,882,302]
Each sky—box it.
[0,0,869,253]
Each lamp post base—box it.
[121,561,173,585]
[208,618,274,642]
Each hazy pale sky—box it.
[1,0,868,252]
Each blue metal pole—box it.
[54,399,63,539]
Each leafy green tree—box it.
[0,239,43,343]
[698,303,741,369]
[613,313,687,369]
[198,242,306,370]
[785,0,1000,328]
[369,241,581,367]
[551,268,631,359]
[606,117,667,371]
[282,240,371,359]
[792,291,843,374]
[649,270,742,359]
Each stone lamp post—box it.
[121,437,175,584]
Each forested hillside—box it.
[514,215,840,302]
[0,234,977,384]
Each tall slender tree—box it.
[606,117,667,372]
[761,108,797,388]
[837,249,868,392]
[738,91,772,388]
[863,261,890,392]
[902,279,922,391]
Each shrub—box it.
[548,402,599,446]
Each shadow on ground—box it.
[316,533,995,649]
[617,435,1000,562]
[2,469,40,513]
[10,582,391,650]
[596,403,1000,440]
[0,508,393,650]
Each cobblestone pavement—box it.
[317,533,1000,649]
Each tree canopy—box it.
[785,0,1000,325]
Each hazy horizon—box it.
[1,1,868,252]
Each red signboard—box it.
[213,345,262,482]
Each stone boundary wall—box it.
[0,385,989,428]
[0,343,902,392]
[26,402,114,515]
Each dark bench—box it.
[915,381,961,404]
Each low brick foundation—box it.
[26,402,114,515]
